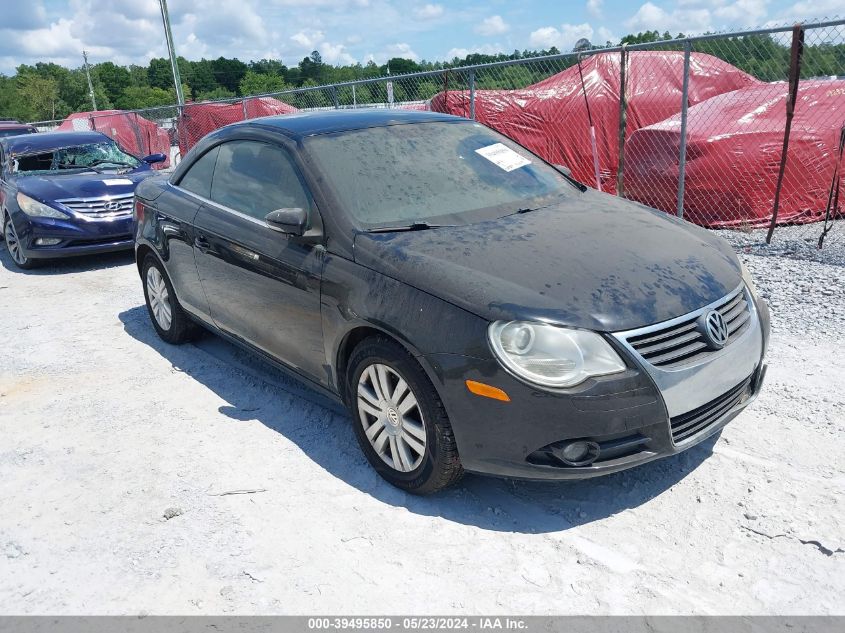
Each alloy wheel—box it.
[4,218,26,266]
[357,363,427,473]
[146,266,173,331]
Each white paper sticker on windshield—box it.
[475,143,532,172]
[103,179,133,186]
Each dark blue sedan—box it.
[1,130,165,269]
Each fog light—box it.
[554,440,600,467]
[35,238,61,246]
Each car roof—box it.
[243,109,465,139]
[0,130,110,154]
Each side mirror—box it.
[554,164,572,177]
[142,153,167,164]
[265,208,307,236]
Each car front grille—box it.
[57,193,134,219]
[624,286,752,368]
[670,374,753,443]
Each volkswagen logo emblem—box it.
[103,200,122,212]
[702,309,729,349]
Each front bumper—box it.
[15,214,134,259]
[422,291,770,481]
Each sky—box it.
[0,0,842,75]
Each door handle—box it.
[194,235,211,251]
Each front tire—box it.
[3,213,38,270]
[142,253,196,344]
[347,337,463,494]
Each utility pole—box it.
[158,0,185,106]
[82,50,97,111]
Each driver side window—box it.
[209,140,311,221]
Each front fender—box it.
[320,252,491,394]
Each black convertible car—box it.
[134,110,769,493]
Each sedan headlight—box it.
[16,193,68,219]
[488,321,626,388]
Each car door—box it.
[192,138,326,384]
[151,145,221,323]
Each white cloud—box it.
[777,0,843,21]
[291,30,325,50]
[529,23,596,51]
[586,0,604,19]
[379,42,420,62]
[475,15,509,37]
[596,26,616,45]
[714,0,769,23]
[321,42,356,65]
[624,2,713,34]
[413,3,444,20]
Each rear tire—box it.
[3,213,38,270]
[347,336,463,494]
[142,253,197,344]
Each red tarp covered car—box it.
[624,80,845,227]
[58,110,171,169]
[177,97,298,155]
[430,51,760,192]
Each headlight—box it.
[488,321,626,388]
[16,193,68,219]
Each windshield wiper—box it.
[55,162,92,170]
[366,221,452,233]
[89,159,134,168]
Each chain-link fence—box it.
[28,18,845,249]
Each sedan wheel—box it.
[347,337,463,494]
[4,216,30,268]
[141,254,197,345]
[146,266,173,331]
[357,363,427,473]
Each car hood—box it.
[14,169,153,202]
[353,190,742,332]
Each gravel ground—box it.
[0,236,843,615]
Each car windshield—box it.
[305,121,575,229]
[10,141,140,176]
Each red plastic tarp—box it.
[177,97,298,155]
[430,51,760,192]
[624,80,845,227]
[58,110,171,169]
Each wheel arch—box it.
[135,242,155,277]
[334,324,437,407]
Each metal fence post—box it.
[676,40,692,219]
[331,86,339,109]
[469,70,476,120]
[242,97,248,121]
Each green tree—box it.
[16,74,60,120]
[195,87,236,101]
[185,59,216,100]
[211,57,248,93]
[239,70,288,96]
[96,61,131,105]
[115,86,173,109]
[147,58,173,90]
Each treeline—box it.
[1,29,842,122]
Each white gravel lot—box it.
[0,233,843,615]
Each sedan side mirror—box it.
[142,153,167,164]
[554,164,572,177]
[265,208,307,236]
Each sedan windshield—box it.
[11,141,140,176]
[305,121,575,229]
